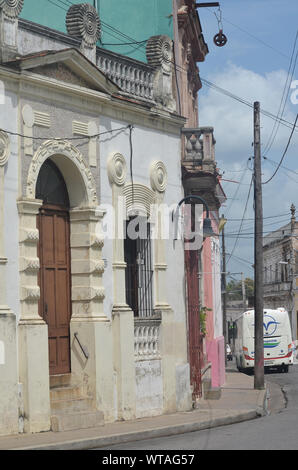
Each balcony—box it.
[182,127,216,171]
[97,49,154,101]
[181,127,225,210]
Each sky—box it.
[197,0,298,283]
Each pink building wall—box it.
[203,215,225,388]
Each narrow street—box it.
[101,362,298,450]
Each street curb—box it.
[12,410,260,450]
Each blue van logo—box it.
[263,315,280,336]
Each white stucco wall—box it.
[99,117,185,320]
[1,86,20,319]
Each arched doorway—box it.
[36,159,72,375]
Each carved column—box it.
[150,160,171,311]
[0,0,24,63]
[66,3,101,64]
[69,206,115,422]
[107,151,136,421]
[17,198,51,433]
[0,130,18,436]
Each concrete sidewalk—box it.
[0,369,278,450]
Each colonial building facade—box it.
[0,0,225,435]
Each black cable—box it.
[262,114,298,184]
[264,156,298,178]
[201,78,298,131]
[42,0,298,133]
[0,125,130,141]
[263,31,298,156]
[41,0,298,138]
[226,175,253,265]
[205,7,290,60]
[101,40,148,46]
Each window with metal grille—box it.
[124,217,153,317]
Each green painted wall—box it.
[20,0,173,63]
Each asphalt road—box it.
[100,363,298,451]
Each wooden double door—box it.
[38,205,72,375]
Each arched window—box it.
[36,159,70,208]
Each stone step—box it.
[51,410,104,432]
[50,374,72,388]
[50,385,86,401]
[51,396,94,413]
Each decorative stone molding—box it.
[0,0,24,62]
[69,207,106,321]
[97,53,154,100]
[66,3,100,63]
[0,0,23,19]
[107,152,127,186]
[90,234,104,249]
[22,104,34,156]
[181,127,216,172]
[20,285,40,302]
[123,183,155,218]
[26,139,98,207]
[150,160,167,193]
[134,317,161,361]
[66,3,101,46]
[17,198,44,324]
[19,228,39,244]
[34,111,51,128]
[0,131,10,166]
[19,256,40,273]
[72,120,98,167]
[71,259,105,275]
[146,35,176,112]
[146,35,173,74]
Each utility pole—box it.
[253,101,264,390]
[241,272,246,310]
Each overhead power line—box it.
[226,175,253,264]
[204,6,290,60]
[262,114,298,184]
[0,125,130,141]
[201,78,298,131]
[262,30,298,156]
[43,0,298,134]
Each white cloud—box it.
[199,63,297,160]
[199,63,298,276]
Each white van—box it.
[234,308,293,373]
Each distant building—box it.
[263,205,298,341]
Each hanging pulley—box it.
[213,6,228,47]
[213,29,227,47]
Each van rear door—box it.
[264,335,289,364]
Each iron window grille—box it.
[124,217,153,317]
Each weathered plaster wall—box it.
[135,359,163,418]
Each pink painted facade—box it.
[203,214,225,387]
